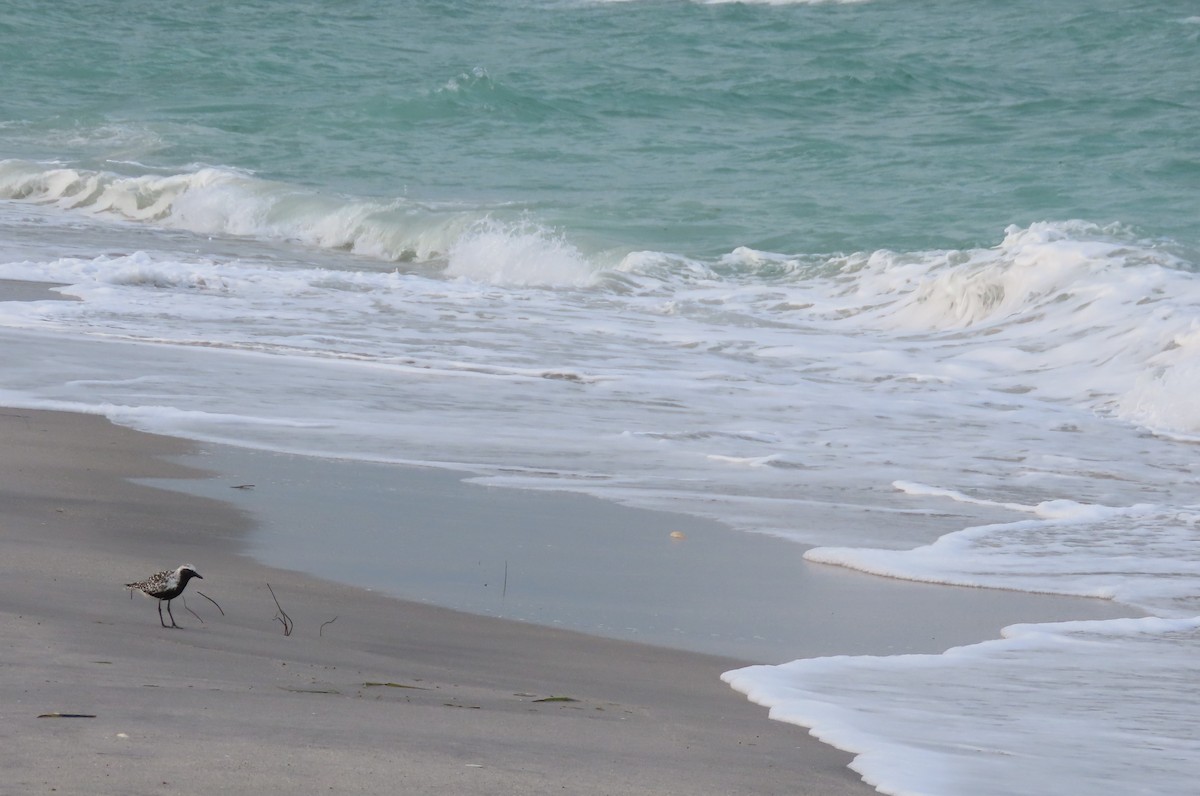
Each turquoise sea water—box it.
[4,2,1200,795]
[4,0,1197,256]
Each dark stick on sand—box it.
[180,595,204,624]
[266,583,293,636]
[196,590,225,616]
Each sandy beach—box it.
[0,407,1143,796]
[1,407,878,795]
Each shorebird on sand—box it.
[126,564,203,628]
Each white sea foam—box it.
[3,197,1200,796]
[723,617,1200,796]
[446,219,598,287]
[807,485,1200,616]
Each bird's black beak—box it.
[195,572,204,579]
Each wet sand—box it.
[0,408,876,795]
[162,444,1137,663]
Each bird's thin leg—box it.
[166,600,180,628]
[157,601,169,628]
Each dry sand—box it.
[0,408,877,795]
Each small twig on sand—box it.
[180,595,204,624]
[266,583,293,636]
[319,616,338,637]
[196,590,225,616]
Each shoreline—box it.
[0,267,1141,794]
[0,408,1141,795]
[158,443,1137,663]
[0,408,876,795]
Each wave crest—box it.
[0,158,480,264]
[447,219,596,287]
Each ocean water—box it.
[2,1,1198,793]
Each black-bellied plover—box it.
[126,565,203,628]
